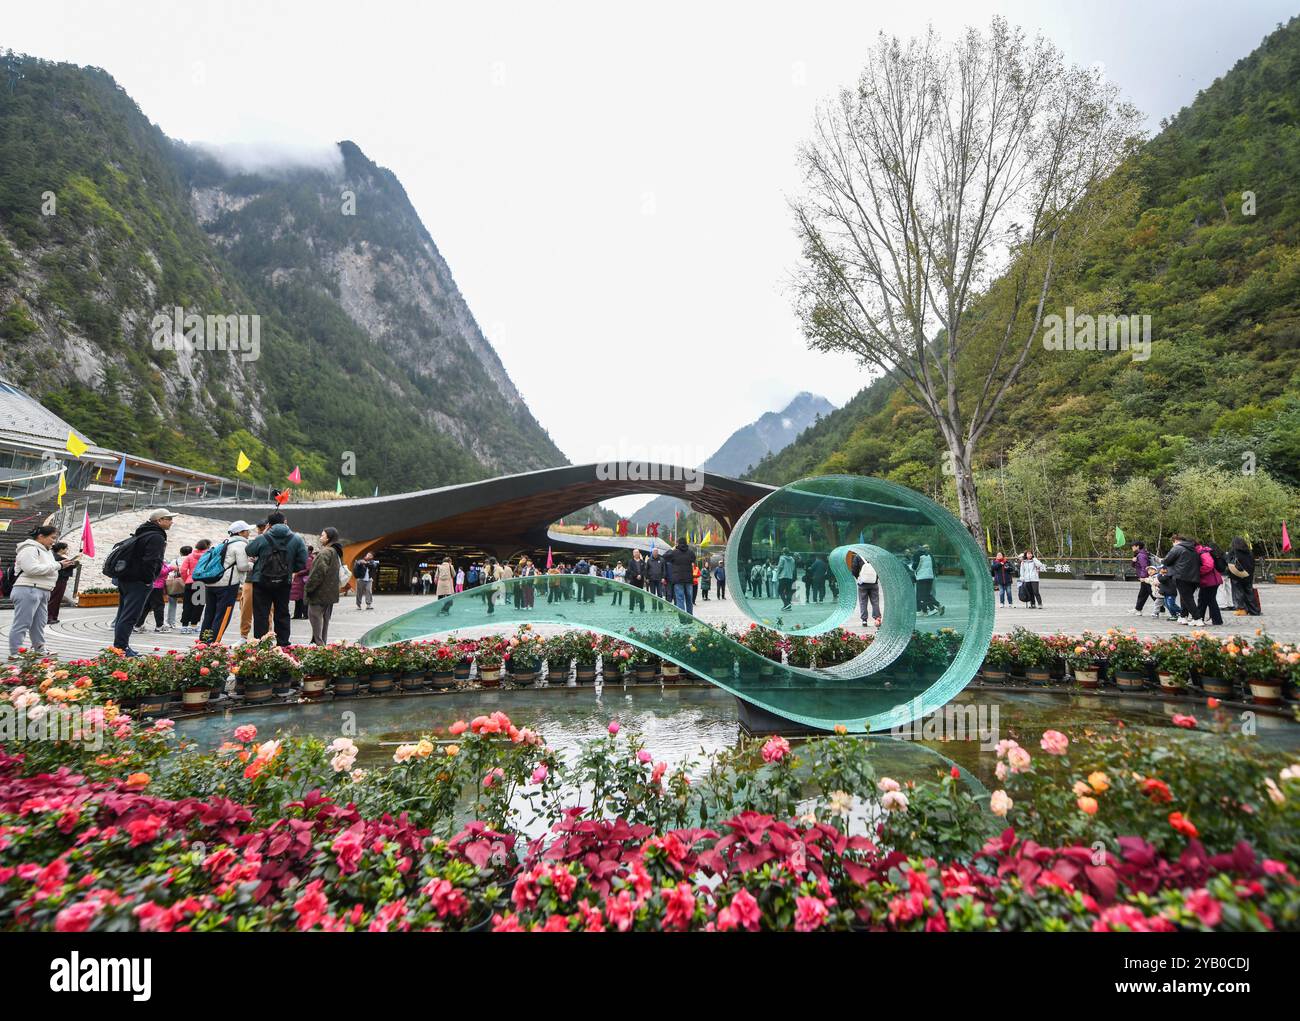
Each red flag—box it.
[288,466,302,485]
[80,509,95,557]
[1284,521,1292,553]
[545,546,553,570]
[274,489,290,506]
[616,518,629,537]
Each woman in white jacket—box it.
[9,525,79,655]
[1018,550,1045,608]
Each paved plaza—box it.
[5,578,1298,661]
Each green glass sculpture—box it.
[361,475,994,733]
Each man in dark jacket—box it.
[111,509,174,655]
[646,550,666,604]
[1161,535,1201,623]
[244,511,308,646]
[664,538,697,615]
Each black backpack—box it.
[258,531,293,585]
[0,564,19,598]
[103,534,143,581]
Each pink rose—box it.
[1040,730,1069,755]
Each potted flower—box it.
[367,643,403,694]
[599,638,630,683]
[1009,629,1053,685]
[296,644,340,699]
[129,655,176,714]
[400,642,434,691]
[1237,634,1285,706]
[230,641,282,703]
[1104,631,1150,690]
[507,633,543,687]
[574,632,599,684]
[453,639,476,682]
[77,586,120,608]
[740,625,784,675]
[475,638,505,687]
[626,644,658,683]
[544,633,572,684]
[980,636,1014,684]
[1149,636,1194,694]
[430,643,458,689]
[1190,634,1235,699]
[176,642,231,706]
[1063,633,1103,688]
[332,643,368,696]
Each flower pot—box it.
[302,675,330,699]
[546,660,569,683]
[511,670,536,687]
[634,663,656,682]
[1248,678,1284,707]
[242,679,273,703]
[602,665,623,684]
[575,664,597,685]
[1112,670,1146,691]
[1199,676,1234,699]
[758,663,775,677]
[430,669,455,689]
[333,675,360,697]
[181,686,211,707]
[1157,672,1183,696]
[137,693,169,715]
[453,662,472,681]
[368,672,396,694]
[1073,667,1101,689]
[478,667,502,688]
[77,591,120,608]
[709,664,732,681]
[272,674,297,697]
[981,668,1009,685]
[1023,668,1051,686]
[400,670,428,691]
[661,664,680,678]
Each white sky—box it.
[5,0,1295,513]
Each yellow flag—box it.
[57,471,67,508]
[701,531,712,546]
[985,527,992,554]
[65,431,88,458]
[236,450,251,473]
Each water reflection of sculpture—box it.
[362,476,993,734]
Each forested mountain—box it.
[0,54,564,492]
[751,18,1300,556]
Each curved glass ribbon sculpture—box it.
[361,475,994,733]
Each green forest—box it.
[750,17,1300,559]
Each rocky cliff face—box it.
[0,54,564,490]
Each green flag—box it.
[336,477,342,495]
[1114,526,1126,548]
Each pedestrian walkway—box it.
[5,579,1298,660]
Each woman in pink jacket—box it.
[1194,543,1224,627]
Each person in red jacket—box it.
[1193,543,1224,627]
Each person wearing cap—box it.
[240,518,271,639]
[110,508,174,655]
[199,521,253,644]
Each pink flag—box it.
[288,466,302,484]
[545,546,553,570]
[1284,521,1292,553]
[80,509,95,557]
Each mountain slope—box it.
[630,392,833,527]
[0,53,564,492]
[752,18,1300,514]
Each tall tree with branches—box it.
[792,17,1142,537]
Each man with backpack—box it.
[1160,534,1202,625]
[196,522,252,644]
[244,511,308,646]
[108,509,174,655]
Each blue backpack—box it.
[190,541,231,585]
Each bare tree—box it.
[792,17,1142,537]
